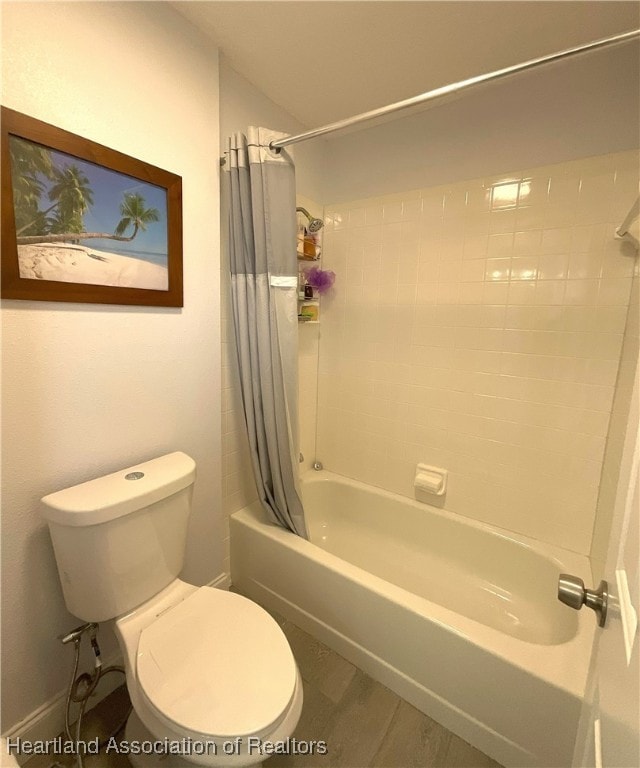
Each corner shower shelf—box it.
[297,235,321,261]
[298,298,319,324]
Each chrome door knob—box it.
[557,574,608,627]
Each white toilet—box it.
[41,452,303,767]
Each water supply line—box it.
[60,622,131,768]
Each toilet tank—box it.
[42,452,196,622]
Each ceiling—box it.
[172,1,639,128]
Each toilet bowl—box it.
[116,580,303,766]
[41,453,303,767]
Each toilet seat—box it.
[136,587,298,740]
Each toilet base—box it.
[123,711,263,768]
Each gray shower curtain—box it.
[224,128,307,538]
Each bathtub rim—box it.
[302,470,583,645]
[234,469,595,701]
[302,469,593,569]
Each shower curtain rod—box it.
[220,28,638,165]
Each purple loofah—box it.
[304,266,336,294]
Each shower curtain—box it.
[224,128,307,538]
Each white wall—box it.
[1,1,221,733]
[321,41,639,204]
[219,57,325,203]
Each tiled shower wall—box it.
[317,150,639,555]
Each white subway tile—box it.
[538,253,568,280]
[463,233,489,259]
[444,187,468,217]
[520,177,551,206]
[597,277,632,306]
[463,212,492,236]
[461,259,486,282]
[570,223,608,254]
[348,207,366,227]
[457,282,484,304]
[540,227,572,255]
[314,150,637,557]
[513,229,542,256]
[465,184,492,213]
[487,233,515,258]
[482,281,509,305]
[534,280,566,306]
[480,305,507,328]
[548,176,580,206]
[511,256,539,281]
[585,358,620,387]
[516,206,544,230]
[489,208,518,233]
[364,204,384,225]
[490,181,520,210]
[416,282,439,304]
[396,284,418,305]
[436,282,459,304]
[601,251,636,279]
[564,279,600,305]
[508,280,537,306]
[378,200,401,224]
[402,198,423,220]
[568,252,603,280]
[543,205,577,229]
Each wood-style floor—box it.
[266,614,502,768]
[24,611,502,768]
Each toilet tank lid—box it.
[41,452,196,527]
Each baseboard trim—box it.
[209,572,231,589]
[2,649,125,765]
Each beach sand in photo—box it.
[18,243,169,291]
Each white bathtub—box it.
[230,471,595,768]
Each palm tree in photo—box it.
[17,190,161,246]
[47,164,94,235]
[12,172,47,233]
[11,144,163,250]
[10,137,54,236]
[15,162,95,239]
[114,192,160,241]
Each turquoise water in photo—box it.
[86,242,168,267]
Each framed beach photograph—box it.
[1,107,183,306]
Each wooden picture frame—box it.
[1,107,183,307]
